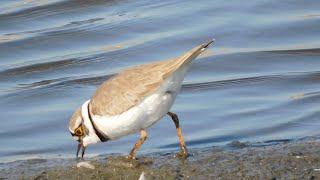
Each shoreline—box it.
[6,140,320,179]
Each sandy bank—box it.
[19,140,320,179]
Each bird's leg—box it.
[167,111,188,158]
[127,129,147,160]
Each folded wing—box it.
[90,58,181,116]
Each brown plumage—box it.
[69,40,215,130]
[69,106,81,131]
[90,40,214,116]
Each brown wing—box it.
[89,40,211,116]
[90,58,181,116]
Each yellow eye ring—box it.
[75,127,83,136]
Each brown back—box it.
[90,41,210,116]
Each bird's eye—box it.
[75,127,83,136]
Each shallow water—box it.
[1,0,320,164]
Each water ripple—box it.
[264,48,320,55]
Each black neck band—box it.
[87,103,110,142]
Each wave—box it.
[0,0,115,18]
[2,70,319,103]
[264,48,320,55]
[12,74,114,93]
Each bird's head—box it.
[69,107,88,159]
[69,100,107,159]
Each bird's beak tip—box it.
[76,143,82,158]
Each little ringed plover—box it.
[69,39,215,159]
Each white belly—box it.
[92,63,191,140]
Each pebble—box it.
[77,161,95,169]
[138,172,146,180]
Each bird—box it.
[69,39,215,160]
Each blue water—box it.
[1,0,320,165]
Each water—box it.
[1,0,320,164]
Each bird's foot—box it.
[126,155,137,160]
[175,146,188,158]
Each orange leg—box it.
[167,112,188,158]
[127,129,147,160]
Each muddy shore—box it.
[3,140,320,179]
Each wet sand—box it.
[16,140,320,179]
